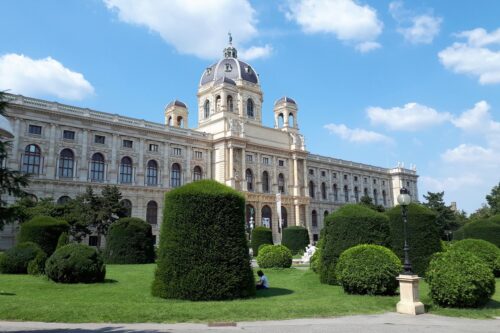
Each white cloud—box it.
[451,101,500,148]
[324,123,392,144]
[239,44,273,60]
[439,28,500,84]
[367,102,451,131]
[104,0,271,60]
[389,1,442,44]
[421,174,483,193]
[0,53,94,100]
[441,144,500,165]
[285,0,383,52]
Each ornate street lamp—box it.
[397,187,412,275]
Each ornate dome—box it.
[274,96,296,105]
[166,100,187,108]
[199,35,259,86]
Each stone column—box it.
[8,118,20,169]
[241,148,246,191]
[396,275,425,315]
[137,138,145,185]
[293,156,299,196]
[110,134,118,184]
[186,146,192,184]
[163,143,170,187]
[46,124,57,178]
[79,130,88,181]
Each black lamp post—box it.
[397,187,413,275]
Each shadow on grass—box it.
[4,328,169,333]
[103,279,118,284]
[0,292,15,296]
[255,287,294,298]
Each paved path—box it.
[0,313,499,333]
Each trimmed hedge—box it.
[251,227,273,257]
[45,244,106,283]
[282,226,310,255]
[257,245,293,268]
[387,203,441,276]
[450,239,500,277]
[319,204,390,285]
[0,242,45,274]
[56,232,69,250]
[426,250,495,308]
[18,216,69,255]
[27,251,47,275]
[152,180,255,301]
[454,215,500,247]
[104,217,155,264]
[336,244,401,295]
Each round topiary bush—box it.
[45,244,106,283]
[282,226,310,255]
[387,203,441,277]
[454,216,500,247]
[18,216,69,255]
[251,227,273,257]
[257,245,293,268]
[426,249,495,308]
[335,244,401,295]
[450,239,500,277]
[0,242,45,274]
[320,204,390,285]
[152,180,255,301]
[104,217,155,264]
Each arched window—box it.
[309,181,315,198]
[281,206,288,229]
[312,210,318,227]
[177,116,183,127]
[59,149,74,178]
[22,144,41,175]
[146,160,158,186]
[121,199,132,217]
[278,173,285,193]
[90,153,105,182]
[262,171,269,193]
[333,184,338,201]
[344,185,349,202]
[288,113,294,127]
[215,95,221,112]
[354,186,359,202]
[261,205,272,229]
[227,95,234,112]
[321,182,327,200]
[324,210,329,218]
[246,169,254,192]
[171,163,181,188]
[57,196,71,205]
[278,113,284,127]
[364,187,368,197]
[204,100,210,119]
[120,157,133,183]
[382,190,387,206]
[193,166,202,181]
[247,98,254,117]
[373,189,378,205]
[146,200,158,224]
[168,116,172,126]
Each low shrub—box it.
[426,249,495,308]
[0,242,45,274]
[56,232,70,249]
[335,244,401,295]
[251,227,273,257]
[18,216,69,255]
[453,216,500,247]
[450,239,500,277]
[258,243,272,253]
[45,244,106,283]
[27,251,47,275]
[310,235,324,273]
[104,217,155,264]
[257,245,292,268]
[282,226,310,255]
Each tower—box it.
[165,100,188,128]
[274,96,298,132]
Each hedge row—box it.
[18,216,69,255]
[453,215,500,247]
[282,226,309,255]
[251,227,273,256]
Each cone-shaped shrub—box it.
[282,226,310,255]
[18,216,69,255]
[104,217,155,264]
[251,227,273,257]
[450,239,500,277]
[387,203,441,277]
[320,204,390,285]
[152,180,255,301]
[454,215,500,247]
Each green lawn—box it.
[0,265,498,323]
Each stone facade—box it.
[0,43,418,249]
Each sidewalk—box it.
[0,313,498,333]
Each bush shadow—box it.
[103,279,118,284]
[0,292,16,296]
[254,287,294,298]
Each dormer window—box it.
[206,67,212,75]
[225,63,232,72]
[245,66,252,74]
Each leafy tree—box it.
[95,185,127,241]
[63,188,99,243]
[0,91,30,229]
[422,191,459,238]
[486,182,500,215]
[470,204,492,221]
[359,195,385,212]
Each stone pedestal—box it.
[396,274,425,315]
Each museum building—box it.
[1,40,418,248]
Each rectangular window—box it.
[321,171,326,177]
[407,181,410,187]
[364,177,367,184]
[95,135,105,144]
[354,176,358,182]
[63,130,75,140]
[262,157,270,165]
[88,236,98,247]
[373,179,377,184]
[333,173,337,179]
[382,180,385,186]
[309,169,314,175]
[344,174,348,180]
[173,147,182,156]
[246,154,253,162]
[28,125,42,135]
[278,160,284,167]
[123,140,133,148]
[313,234,319,242]
[195,151,203,159]
[149,144,159,152]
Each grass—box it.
[0,265,498,323]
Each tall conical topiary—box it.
[152,180,255,301]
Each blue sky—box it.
[1,0,500,213]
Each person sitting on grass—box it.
[256,270,269,290]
